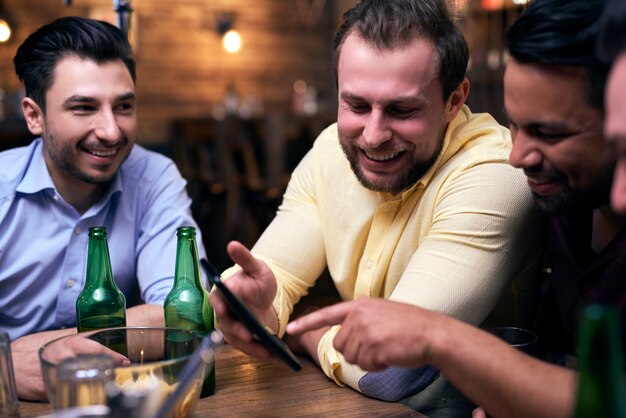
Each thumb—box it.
[227,241,265,277]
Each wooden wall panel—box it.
[0,0,339,144]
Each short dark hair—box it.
[506,0,608,110]
[597,0,626,65]
[332,0,468,101]
[13,16,136,113]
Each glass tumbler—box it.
[55,355,114,410]
[0,331,19,418]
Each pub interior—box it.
[0,0,526,270]
[8,0,623,417]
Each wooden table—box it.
[19,345,424,417]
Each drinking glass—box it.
[488,326,538,355]
[0,331,19,418]
[55,355,115,410]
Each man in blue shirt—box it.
[0,16,205,400]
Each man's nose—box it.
[509,131,542,169]
[362,110,392,147]
[94,109,122,142]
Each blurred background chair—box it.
[170,116,299,270]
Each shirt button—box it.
[366,259,374,269]
[74,227,82,235]
[66,279,76,288]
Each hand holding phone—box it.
[200,259,302,371]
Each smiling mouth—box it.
[525,175,566,196]
[83,148,119,158]
[527,177,554,185]
[364,150,403,162]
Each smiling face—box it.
[23,55,136,198]
[336,33,467,195]
[505,59,614,215]
[605,53,626,215]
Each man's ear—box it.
[444,77,470,123]
[22,97,45,136]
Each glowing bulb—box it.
[293,79,307,94]
[222,29,242,53]
[0,19,12,43]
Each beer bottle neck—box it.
[85,235,116,288]
[174,236,202,288]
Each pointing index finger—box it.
[286,301,353,334]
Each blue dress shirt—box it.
[0,138,206,340]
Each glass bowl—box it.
[39,327,211,418]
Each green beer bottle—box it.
[76,226,127,333]
[164,226,215,397]
[572,304,626,418]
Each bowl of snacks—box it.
[39,327,216,418]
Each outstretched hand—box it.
[287,298,441,371]
[209,241,279,362]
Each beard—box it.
[43,127,129,185]
[340,130,444,195]
[532,169,614,215]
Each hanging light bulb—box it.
[222,29,242,53]
[0,18,11,43]
[216,11,242,54]
[0,0,14,44]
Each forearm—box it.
[127,303,165,327]
[250,150,327,334]
[12,328,77,400]
[286,325,325,367]
[10,304,164,401]
[11,328,76,357]
[430,318,576,418]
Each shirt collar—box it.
[15,137,124,203]
[382,105,472,202]
[16,138,56,194]
[415,105,471,188]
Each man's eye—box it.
[71,105,95,113]
[388,107,417,118]
[347,103,370,113]
[533,130,568,141]
[115,103,135,112]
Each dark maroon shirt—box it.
[540,212,626,355]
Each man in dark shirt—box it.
[505,0,625,358]
[539,213,626,356]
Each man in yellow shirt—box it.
[211,0,541,414]
[288,1,623,418]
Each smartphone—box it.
[200,259,302,371]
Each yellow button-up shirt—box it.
[227,105,542,390]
